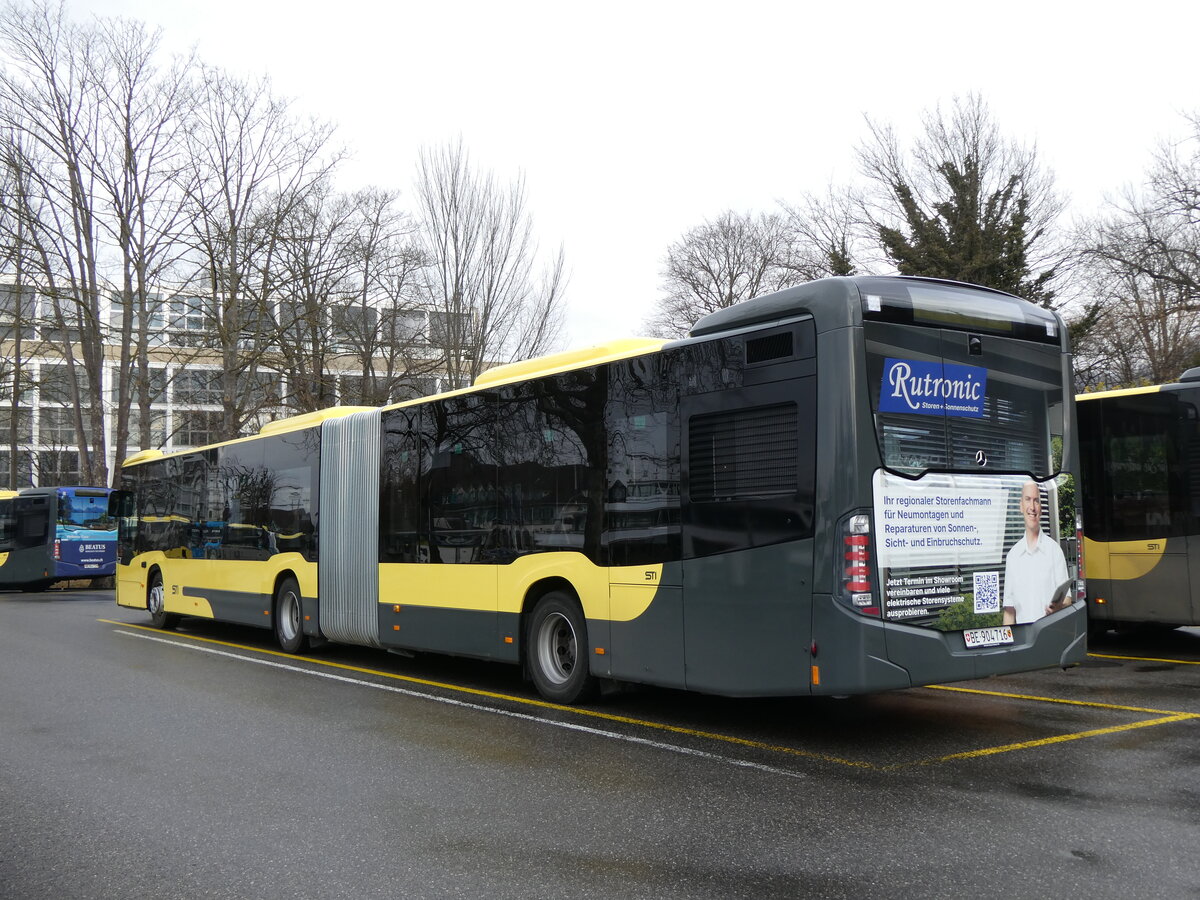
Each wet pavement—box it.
[2,590,1197,898]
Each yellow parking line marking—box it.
[895,714,1197,770]
[926,683,1191,716]
[102,618,1199,772]
[1088,652,1200,666]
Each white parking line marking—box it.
[117,629,808,780]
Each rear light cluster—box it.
[841,513,879,617]
[53,539,61,561]
[1075,511,1086,604]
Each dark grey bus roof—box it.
[688,275,1032,338]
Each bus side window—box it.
[0,498,14,551]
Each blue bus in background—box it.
[0,486,116,590]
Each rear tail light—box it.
[1075,511,1086,604]
[841,512,879,617]
[53,540,61,560]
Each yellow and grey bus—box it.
[1077,376,1200,630]
[112,275,1087,702]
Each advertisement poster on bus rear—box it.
[872,471,1072,631]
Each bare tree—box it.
[781,185,865,279]
[179,66,341,439]
[339,186,441,405]
[0,0,110,484]
[1076,255,1200,387]
[414,139,566,385]
[646,210,811,338]
[268,178,356,412]
[1073,114,1200,387]
[0,130,41,488]
[90,14,196,463]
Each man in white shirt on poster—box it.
[1003,480,1071,625]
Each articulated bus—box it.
[0,486,116,590]
[1077,373,1200,630]
[112,275,1086,703]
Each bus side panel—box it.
[378,604,505,660]
[126,553,315,628]
[681,541,814,696]
[1084,536,1196,626]
[378,563,499,659]
[1110,537,1191,625]
[0,548,54,588]
[377,553,612,665]
[608,561,684,689]
[166,556,284,626]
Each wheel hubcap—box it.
[280,591,299,641]
[536,612,576,685]
[149,583,163,616]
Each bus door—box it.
[604,353,685,689]
[678,328,817,695]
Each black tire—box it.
[526,590,597,704]
[274,576,308,654]
[147,571,180,630]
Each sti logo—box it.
[879,358,987,418]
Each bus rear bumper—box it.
[812,598,1088,695]
[893,602,1088,687]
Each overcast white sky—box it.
[72,0,1200,350]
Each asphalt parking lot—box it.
[3,590,1199,898]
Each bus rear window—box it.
[859,277,1061,344]
[58,491,113,529]
[866,322,1065,478]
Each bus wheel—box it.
[147,572,179,630]
[274,577,308,654]
[527,591,597,704]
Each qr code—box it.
[973,571,1001,614]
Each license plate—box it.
[963,625,1014,648]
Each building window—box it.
[0,451,35,488]
[37,450,80,485]
[0,408,33,443]
[39,364,90,406]
[125,409,168,449]
[39,407,77,445]
[175,369,223,405]
[175,410,223,448]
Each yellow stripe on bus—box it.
[378,556,663,621]
[1075,385,1163,401]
